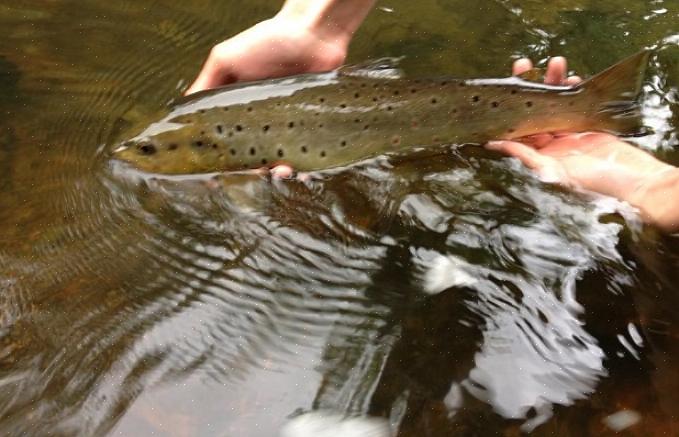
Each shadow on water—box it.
[1,1,679,436]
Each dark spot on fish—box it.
[340,140,347,147]
[441,81,448,86]
[431,98,437,105]
[261,158,267,165]
[491,101,499,108]
[452,108,458,114]
[569,101,575,106]
[301,146,308,153]
[414,79,421,84]
[472,95,480,103]
[387,105,393,111]
[319,97,325,103]
[168,143,178,151]
[364,124,370,130]
[235,125,243,132]
[212,143,218,149]
[507,128,516,134]
[229,148,236,156]
[222,107,229,112]
[373,83,380,89]
[199,109,206,114]
[277,148,284,158]
[200,130,205,135]
[372,97,378,102]
[354,118,361,123]
[320,150,326,158]
[138,144,156,155]
[315,112,321,116]
[393,90,400,96]
[412,121,419,128]
[249,147,256,156]
[458,82,466,87]
[193,141,204,148]
[276,102,282,107]
[247,107,253,112]
[510,89,517,95]
[410,88,417,94]
[216,125,224,134]
[354,92,360,98]
[340,104,347,109]
[263,124,270,132]
[288,121,294,128]
[318,123,324,128]
[392,136,401,145]
[360,83,367,88]
[526,101,533,108]
[228,131,234,137]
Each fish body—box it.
[113,51,649,174]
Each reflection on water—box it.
[1,0,679,436]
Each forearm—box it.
[631,167,679,233]
[278,0,377,46]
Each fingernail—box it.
[485,141,503,150]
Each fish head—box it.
[111,124,234,175]
[112,137,180,173]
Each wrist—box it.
[277,0,372,48]
[629,166,679,232]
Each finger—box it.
[270,164,294,179]
[515,133,555,149]
[485,140,551,171]
[512,58,533,76]
[545,56,567,85]
[566,75,582,86]
[185,56,237,95]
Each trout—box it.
[112,51,649,174]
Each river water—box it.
[1,1,678,436]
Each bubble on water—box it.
[603,410,641,432]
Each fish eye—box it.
[137,143,157,155]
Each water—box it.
[1,1,678,436]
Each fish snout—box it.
[113,140,157,157]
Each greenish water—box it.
[1,1,679,436]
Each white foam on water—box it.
[422,254,478,295]
[280,411,391,437]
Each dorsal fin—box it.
[338,57,404,80]
[516,67,545,82]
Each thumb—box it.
[486,140,566,184]
[185,56,237,95]
[485,140,551,171]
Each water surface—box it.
[1,1,679,436]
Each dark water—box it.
[1,1,679,436]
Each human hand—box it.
[185,15,348,95]
[486,132,673,203]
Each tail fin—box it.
[579,50,650,136]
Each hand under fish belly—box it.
[112,50,649,175]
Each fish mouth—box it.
[112,144,128,154]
